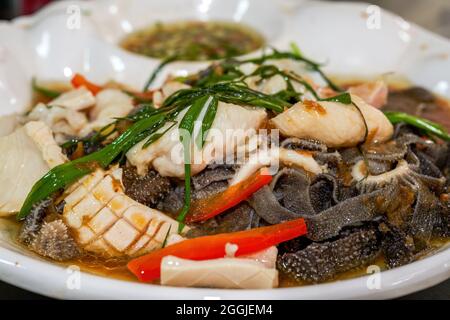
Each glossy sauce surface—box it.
[120,21,265,61]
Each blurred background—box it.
[0,0,449,38]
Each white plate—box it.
[0,0,449,299]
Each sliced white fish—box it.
[153,81,191,108]
[160,255,278,289]
[27,102,88,143]
[230,147,323,185]
[49,87,95,111]
[80,89,134,136]
[271,94,393,148]
[348,80,388,109]
[0,121,66,216]
[127,102,267,178]
[62,166,186,257]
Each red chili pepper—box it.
[186,168,273,223]
[71,73,102,95]
[127,218,307,282]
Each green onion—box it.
[196,96,218,148]
[176,96,211,230]
[162,225,172,248]
[290,42,303,57]
[384,111,450,141]
[32,78,62,99]
[142,55,178,91]
[142,121,177,148]
[321,92,352,104]
[17,113,166,220]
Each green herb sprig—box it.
[384,111,450,141]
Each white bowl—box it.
[0,0,449,299]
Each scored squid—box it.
[271,94,393,148]
[62,166,186,257]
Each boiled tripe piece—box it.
[62,166,186,257]
[0,121,67,216]
[160,247,279,289]
[127,102,267,178]
[271,94,393,148]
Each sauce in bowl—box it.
[120,20,265,61]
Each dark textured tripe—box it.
[122,165,172,207]
[277,227,381,282]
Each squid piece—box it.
[270,94,393,148]
[0,121,66,216]
[160,247,279,289]
[62,166,186,257]
[127,102,267,178]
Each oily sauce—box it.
[120,20,265,61]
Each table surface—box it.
[0,0,449,300]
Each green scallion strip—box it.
[384,111,450,141]
[17,113,166,220]
[321,92,352,104]
[142,121,177,148]
[32,78,61,99]
[196,96,218,148]
[162,225,172,248]
[290,42,303,57]
[142,55,178,91]
[176,96,211,230]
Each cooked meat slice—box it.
[126,102,267,178]
[271,95,393,148]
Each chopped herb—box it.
[142,55,178,91]
[176,96,211,230]
[384,111,450,141]
[196,96,218,148]
[321,92,352,104]
[162,225,172,248]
